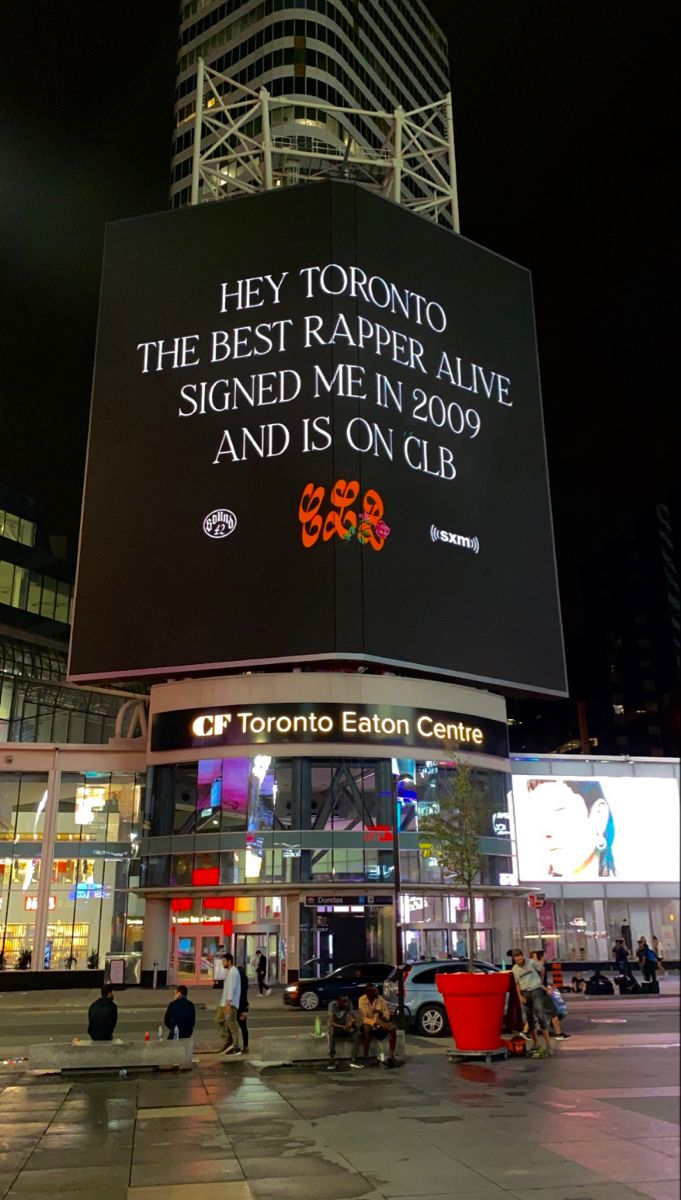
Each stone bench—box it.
[28,1038,194,1073]
[249,1030,406,1065]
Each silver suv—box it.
[383,959,500,1037]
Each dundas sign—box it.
[150,702,509,758]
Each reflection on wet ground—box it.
[0,1040,677,1200]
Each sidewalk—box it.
[0,985,287,1011]
[0,974,677,1010]
[0,1016,678,1200]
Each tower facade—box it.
[171,0,450,208]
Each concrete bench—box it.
[28,1038,194,1073]
[249,1030,406,1065]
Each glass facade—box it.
[513,892,680,963]
[0,769,144,971]
[0,741,676,978]
[139,757,514,890]
[0,559,72,625]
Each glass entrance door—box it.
[234,932,279,983]
[173,930,226,984]
[176,935,198,982]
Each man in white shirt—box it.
[217,952,242,1056]
[511,949,553,1058]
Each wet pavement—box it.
[0,1005,678,1200]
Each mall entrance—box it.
[171,924,225,986]
[300,896,394,975]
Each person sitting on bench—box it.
[327,993,363,1070]
[87,983,118,1042]
[359,984,397,1065]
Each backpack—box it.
[549,988,567,1018]
[646,947,658,964]
[585,972,614,996]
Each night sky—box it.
[1,1,678,680]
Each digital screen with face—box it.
[69,181,566,694]
[511,775,680,882]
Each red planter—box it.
[436,971,511,1051]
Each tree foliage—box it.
[419,761,493,970]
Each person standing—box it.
[511,949,553,1058]
[217,952,242,1056]
[88,984,118,1041]
[164,985,196,1039]
[652,935,666,975]
[613,938,633,980]
[638,938,658,986]
[254,949,271,996]
[224,965,250,1055]
[212,944,226,990]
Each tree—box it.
[419,760,493,973]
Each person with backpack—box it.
[637,937,658,985]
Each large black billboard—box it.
[69,181,566,695]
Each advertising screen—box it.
[69,181,566,694]
[511,774,680,883]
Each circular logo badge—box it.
[203,509,237,539]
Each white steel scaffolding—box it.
[189,59,460,232]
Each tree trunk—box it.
[467,885,475,972]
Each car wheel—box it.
[299,990,320,1011]
[416,1003,448,1037]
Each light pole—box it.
[388,772,406,1028]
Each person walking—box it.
[224,965,250,1055]
[237,964,250,1053]
[216,952,242,1056]
[254,949,270,996]
[164,985,196,1039]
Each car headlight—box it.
[285,985,299,993]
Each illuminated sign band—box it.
[151,702,508,758]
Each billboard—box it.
[511,775,680,883]
[69,181,566,694]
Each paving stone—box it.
[132,1139,234,1164]
[237,1154,355,1180]
[248,1178,381,1200]
[10,1164,130,1192]
[542,1138,681,1184]
[130,1159,245,1186]
[127,1183,253,1200]
[136,1105,215,1119]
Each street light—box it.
[378,775,406,1029]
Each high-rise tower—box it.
[171,0,450,210]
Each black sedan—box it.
[283,962,394,1010]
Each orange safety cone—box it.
[551,962,564,991]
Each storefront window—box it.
[0,772,50,968]
[0,770,141,971]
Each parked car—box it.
[383,959,500,1037]
[283,962,394,1010]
